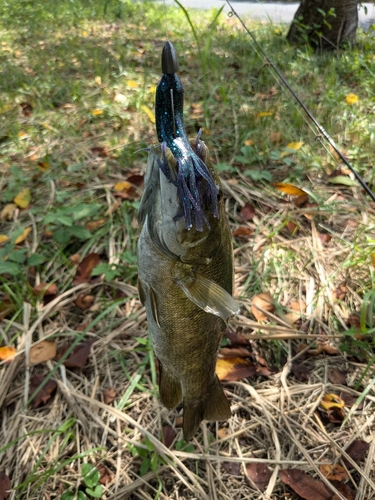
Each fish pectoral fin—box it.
[176,273,240,322]
[149,287,161,328]
[159,362,182,409]
[137,277,146,306]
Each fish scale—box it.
[137,42,240,440]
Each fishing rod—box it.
[226,0,375,203]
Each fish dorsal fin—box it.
[176,272,240,322]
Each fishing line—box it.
[226,0,375,203]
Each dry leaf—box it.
[320,394,345,410]
[0,235,10,246]
[245,462,271,491]
[13,188,31,208]
[292,363,310,382]
[29,374,57,408]
[251,292,275,321]
[29,341,57,365]
[274,182,306,197]
[244,138,254,146]
[114,181,132,192]
[103,387,116,404]
[85,219,106,231]
[224,328,249,346]
[239,203,255,221]
[162,425,177,448]
[74,294,95,310]
[269,131,282,144]
[343,440,370,467]
[14,227,31,244]
[330,481,356,500]
[0,203,17,221]
[326,407,345,424]
[32,282,58,296]
[57,339,94,369]
[0,472,11,500]
[232,226,253,237]
[91,109,103,115]
[340,392,363,409]
[72,253,100,284]
[20,101,33,116]
[97,464,114,485]
[126,80,139,88]
[294,193,309,207]
[70,253,81,265]
[0,346,17,362]
[286,220,298,235]
[328,368,346,386]
[280,141,304,158]
[216,357,256,381]
[319,464,348,481]
[279,469,331,500]
[222,462,241,476]
[319,233,332,245]
[141,104,155,123]
[219,346,251,358]
[91,146,107,157]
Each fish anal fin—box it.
[182,378,231,441]
[159,362,182,409]
[176,272,240,322]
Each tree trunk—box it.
[287,0,358,50]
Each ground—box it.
[0,1,375,499]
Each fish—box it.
[137,41,240,440]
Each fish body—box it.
[137,42,239,440]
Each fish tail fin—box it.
[159,362,182,409]
[183,378,231,441]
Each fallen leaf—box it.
[217,427,231,439]
[0,235,9,246]
[162,425,177,448]
[216,357,256,381]
[70,253,81,265]
[279,469,331,500]
[0,203,17,221]
[343,440,370,467]
[13,188,31,209]
[14,227,31,244]
[346,93,359,105]
[91,109,103,115]
[251,292,275,322]
[29,374,57,408]
[256,365,277,377]
[74,294,95,310]
[244,138,254,146]
[0,346,16,362]
[292,363,310,382]
[222,462,241,476]
[20,101,33,116]
[97,464,114,485]
[141,104,155,123]
[326,407,345,424]
[224,328,249,346]
[103,387,116,405]
[232,226,253,237]
[0,472,11,500]
[85,219,106,231]
[114,181,132,192]
[319,233,332,245]
[37,161,50,171]
[245,462,271,490]
[330,481,356,500]
[294,193,309,207]
[286,220,298,235]
[320,394,345,410]
[257,111,273,118]
[29,341,57,365]
[270,131,282,144]
[328,368,346,386]
[340,392,363,409]
[274,182,306,196]
[280,141,304,158]
[32,282,58,296]
[72,253,100,284]
[219,346,251,358]
[239,203,255,221]
[332,283,347,301]
[126,80,139,88]
[319,464,348,481]
[91,146,108,157]
[322,344,340,355]
[57,339,94,369]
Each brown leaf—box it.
[225,328,249,346]
[269,131,282,144]
[216,357,256,381]
[319,233,332,245]
[29,341,57,365]
[251,292,275,322]
[245,462,271,491]
[292,363,310,382]
[103,387,116,404]
[70,253,81,265]
[85,219,106,231]
[74,294,95,310]
[330,480,356,500]
[91,146,108,157]
[232,226,253,238]
[0,472,11,500]
[20,102,33,116]
[256,365,278,377]
[274,182,306,197]
[57,339,94,369]
[279,469,331,500]
[162,425,177,448]
[333,283,347,301]
[222,462,241,476]
[294,193,309,207]
[340,392,363,409]
[326,407,345,423]
[239,203,255,221]
[322,344,340,355]
[328,368,346,386]
[29,374,57,408]
[96,464,114,485]
[219,346,251,358]
[73,253,100,284]
[126,174,144,187]
[319,464,348,481]
[343,440,370,467]
[286,220,299,235]
[32,282,58,296]
[0,346,16,363]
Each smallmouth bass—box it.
[137,42,239,440]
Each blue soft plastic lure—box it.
[155,41,219,232]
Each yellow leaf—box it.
[346,93,359,105]
[273,182,306,197]
[37,161,50,171]
[0,345,16,362]
[95,76,102,85]
[126,80,139,88]
[244,139,254,146]
[320,393,345,410]
[216,357,256,381]
[1,203,17,221]
[257,111,273,118]
[280,141,304,158]
[149,85,156,94]
[141,105,155,124]
[15,227,32,244]
[82,30,88,36]
[0,235,9,246]
[14,188,31,208]
[92,109,103,116]
[114,181,132,192]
